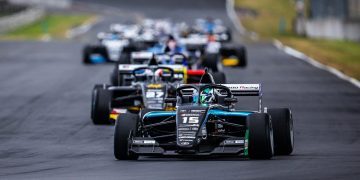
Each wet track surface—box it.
[0,0,360,179]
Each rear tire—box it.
[114,113,139,160]
[83,45,92,64]
[236,46,247,67]
[92,84,111,125]
[267,108,294,155]
[247,113,274,159]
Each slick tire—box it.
[202,53,220,72]
[212,72,226,84]
[96,45,110,62]
[111,62,122,86]
[267,108,294,155]
[114,113,139,160]
[92,84,111,125]
[247,113,274,159]
[235,46,247,67]
[82,45,93,64]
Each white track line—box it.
[66,16,102,39]
[226,0,360,89]
[226,0,246,35]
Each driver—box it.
[164,35,185,54]
[200,88,216,104]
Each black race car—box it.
[114,71,293,160]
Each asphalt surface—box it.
[0,0,360,179]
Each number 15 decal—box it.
[182,117,199,124]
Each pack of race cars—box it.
[87,18,294,160]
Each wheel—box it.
[212,72,226,84]
[91,84,102,120]
[235,46,247,67]
[247,113,274,159]
[110,62,122,86]
[202,53,220,72]
[97,45,109,62]
[267,108,294,155]
[114,113,139,160]
[82,45,92,64]
[92,84,111,125]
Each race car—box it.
[82,31,138,64]
[91,58,205,125]
[112,52,226,85]
[180,18,232,42]
[82,22,165,64]
[179,33,247,68]
[113,71,294,160]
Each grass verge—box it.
[0,13,94,40]
[235,0,360,80]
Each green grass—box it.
[1,13,94,40]
[235,0,296,38]
[235,0,360,80]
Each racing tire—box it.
[111,62,122,86]
[235,46,247,67]
[82,45,93,64]
[212,72,226,84]
[247,113,274,159]
[267,108,294,155]
[202,53,220,72]
[92,84,111,125]
[114,113,139,160]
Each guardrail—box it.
[0,7,44,33]
[8,0,72,9]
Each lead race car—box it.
[114,71,294,160]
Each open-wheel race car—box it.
[114,71,293,160]
[91,59,206,125]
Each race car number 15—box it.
[182,117,199,124]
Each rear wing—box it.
[177,83,263,112]
[220,84,261,96]
[118,64,185,72]
[221,84,262,112]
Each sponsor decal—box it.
[147,84,163,88]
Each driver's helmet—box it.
[200,87,216,104]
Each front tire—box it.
[247,113,274,159]
[114,113,139,160]
[92,84,111,125]
[268,108,294,155]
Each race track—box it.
[0,0,359,179]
